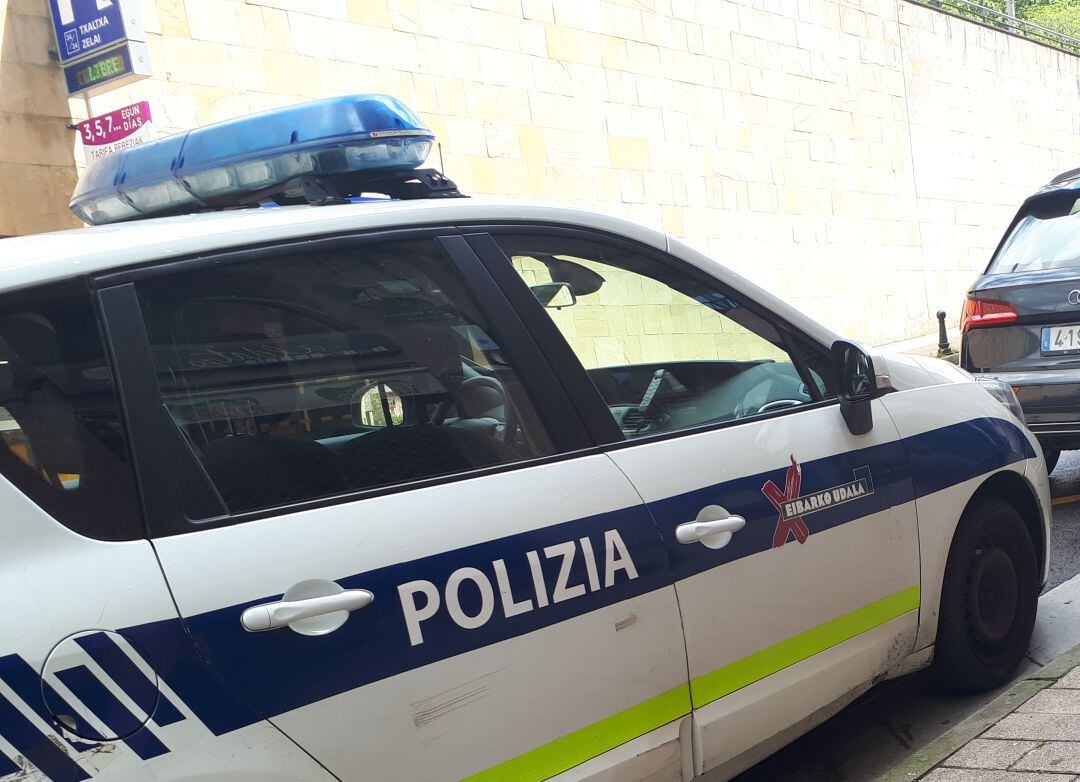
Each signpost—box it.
[77,100,154,162]
[47,0,150,96]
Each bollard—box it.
[936,310,958,361]
[937,310,950,354]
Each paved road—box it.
[733,452,1080,782]
[1046,452,1080,592]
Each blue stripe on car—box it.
[0,654,99,750]
[906,416,1036,497]
[0,416,1039,779]
[123,416,1037,738]
[651,438,912,581]
[54,666,169,761]
[128,502,667,732]
[120,618,267,737]
[73,633,185,727]
[655,416,1036,581]
[0,690,89,781]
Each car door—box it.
[0,278,328,782]
[478,229,921,778]
[97,230,692,782]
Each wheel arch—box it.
[926,467,1045,691]
[914,465,1047,653]
[967,469,1047,583]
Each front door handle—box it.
[676,505,745,549]
[241,589,374,633]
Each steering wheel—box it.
[454,375,518,442]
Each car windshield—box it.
[989,195,1080,274]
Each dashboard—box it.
[587,359,812,436]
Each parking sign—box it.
[47,0,150,96]
[47,0,142,65]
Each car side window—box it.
[496,234,829,439]
[135,238,554,516]
[0,279,142,539]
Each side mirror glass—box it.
[831,340,876,435]
[530,282,577,310]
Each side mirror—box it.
[530,282,577,310]
[831,340,878,435]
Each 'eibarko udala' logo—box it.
[761,456,874,548]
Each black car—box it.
[962,166,1080,473]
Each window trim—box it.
[464,224,841,450]
[463,233,624,446]
[99,283,225,533]
[434,235,590,451]
[96,227,596,537]
[778,328,828,404]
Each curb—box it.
[875,642,1080,782]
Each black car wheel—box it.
[932,496,1038,693]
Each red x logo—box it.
[762,455,811,548]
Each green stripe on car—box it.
[467,585,920,781]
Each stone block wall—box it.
[0,0,81,236]
[4,0,1080,344]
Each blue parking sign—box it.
[47,0,138,64]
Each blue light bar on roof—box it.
[70,94,435,225]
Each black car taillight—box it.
[961,296,1018,333]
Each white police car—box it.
[0,95,1050,782]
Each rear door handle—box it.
[676,506,745,549]
[241,589,374,633]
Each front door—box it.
[100,232,691,781]
[611,400,919,775]
[486,229,921,777]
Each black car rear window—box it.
[989,194,1080,274]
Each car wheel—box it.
[932,496,1038,693]
[1044,448,1061,475]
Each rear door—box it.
[0,279,325,781]
[98,230,691,781]
[478,228,921,777]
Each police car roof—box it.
[0,198,666,292]
[0,196,842,350]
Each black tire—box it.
[1044,448,1061,475]
[932,496,1038,693]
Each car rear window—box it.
[0,279,142,540]
[989,194,1080,274]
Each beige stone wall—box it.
[4,0,1080,344]
[0,0,81,236]
[902,8,1080,331]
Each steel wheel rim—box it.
[962,532,1019,663]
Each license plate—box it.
[1042,324,1080,355]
